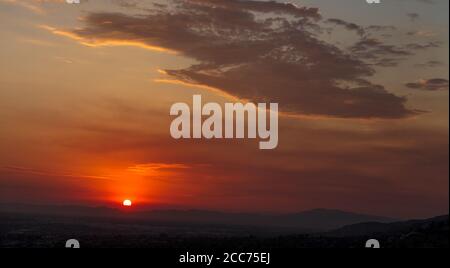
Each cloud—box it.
[46,0,426,119]
[407,30,437,37]
[405,41,441,50]
[185,0,321,19]
[407,13,420,22]
[1,166,113,180]
[414,60,443,68]
[366,25,397,33]
[127,163,191,174]
[351,38,412,59]
[405,78,449,91]
[327,18,365,36]
[349,37,441,68]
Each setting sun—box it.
[122,199,132,207]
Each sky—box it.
[0,0,448,218]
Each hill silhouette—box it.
[0,203,393,231]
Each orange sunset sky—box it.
[0,0,448,218]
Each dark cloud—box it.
[366,25,397,32]
[405,78,449,91]
[63,0,425,119]
[405,41,441,50]
[349,37,441,68]
[326,18,365,36]
[373,58,401,67]
[185,0,321,19]
[351,38,412,58]
[407,13,420,22]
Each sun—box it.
[122,199,132,207]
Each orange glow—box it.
[39,25,177,53]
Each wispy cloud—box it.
[405,79,449,91]
[127,163,191,174]
[1,166,114,181]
